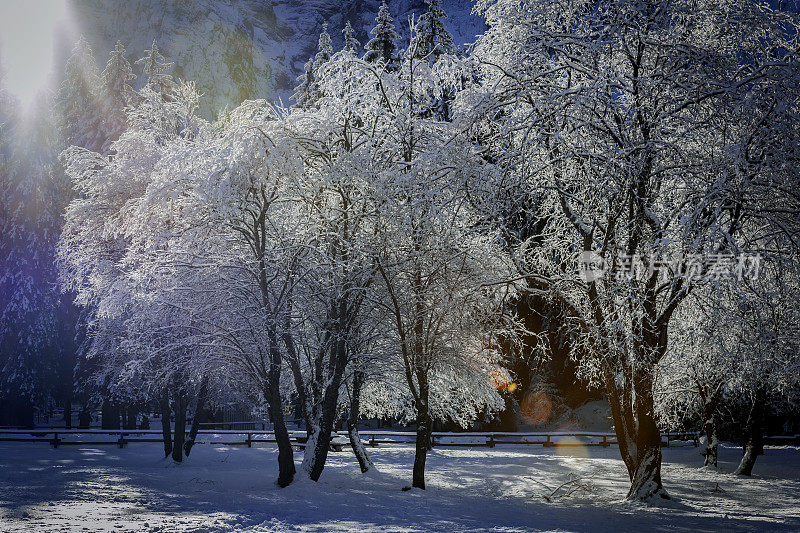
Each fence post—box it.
[488,435,495,448]
[246,433,252,448]
[117,434,127,449]
[51,432,60,448]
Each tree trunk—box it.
[285,334,312,431]
[303,333,349,482]
[606,371,669,500]
[624,430,664,500]
[735,393,765,476]
[101,399,120,429]
[702,402,719,468]
[267,384,296,487]
[303,376,343,481]
[347,369,374,473]
[63,396,72,429]
[265,333,296,487]
[78,404,91,429]
[255,248,297,486]
[412,404,431,489]
[171,388,187,462]
[184,376,209,457]
[159,389,172,458]
[123,404,138,430]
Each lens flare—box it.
[520,390,552,425]
[555,436,590,459]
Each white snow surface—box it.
[1,441,799,532]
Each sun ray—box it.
[0,0,68,109]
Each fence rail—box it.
[198,421,270,431]
[0,428,718,450]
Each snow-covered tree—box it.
[282,92,384,482]
[469,0,800,500]
[371,196,515,489]
[725,262,800,475]
[658,261,800,474]
[292,24,334,109]
[655,297,733,467]
[291,58,315,110]
[59,77,206,460]
[313,50,519,489]
[342,21,361,54]
[56,36,103,152]
[363,1,399,68]
[1,92,79,427]
[312,24,333,83]
[98,41,136,153]
[55,40,163,429]
[0,90,47,427]
[412,0,454,64]
[136,39,174,95]
[2,39,145,429]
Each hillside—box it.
[63,0,486,116]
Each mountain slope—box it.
[64,0,485,117]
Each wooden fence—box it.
[0,428,709,450]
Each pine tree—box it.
[136,39,174,95]
[413,0,454,63]
[312,23,333,76]
[292,58,315,109]
[363,1,399,68]
[56,36,103,152]
[99,41,136,153]
[292,24,333,109]
[342,21,361,54]
[0,100,73,427]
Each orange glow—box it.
[555,436,590,458]
[520,390,552,425]
[507,382,518,393]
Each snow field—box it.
[1,441,798,532]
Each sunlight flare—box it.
[0,0,68,108]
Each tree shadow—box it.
[0,442,798,532]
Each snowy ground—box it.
[1,440,798,532]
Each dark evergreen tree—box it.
[292,57,315,109]
[412,0,454,63]
[363,1,399,68]
[0,97,74,427]
[292,23,333,109]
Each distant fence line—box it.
[0,428,722,450]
